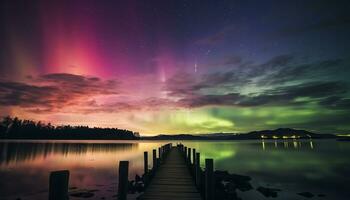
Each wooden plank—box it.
[141,192,201,198]
[146,188,199,193]
[140,147,202,200]
[150,181,195,186]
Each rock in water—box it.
[297,192,314,198]
[256,186,281,198]
[214,170,253,192]
[135,174,141,182]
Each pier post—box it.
[162,145,165,157]
[144,151,148,175]
[158,147,161,160]
[205,159,214,200]
[184,147,187,157]
[118,161,129,200]
[49,170,69,200]
[192,148,196,167]
[195,153,200,187]
[153,149,157,170]
[188,148,191,164]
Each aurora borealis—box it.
[1,0,350,135]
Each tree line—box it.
[0,116,140,140]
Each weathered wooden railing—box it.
[177,143,215,200]
[48,143,172,200]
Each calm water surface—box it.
[0,139,349,200]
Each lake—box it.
[0,139,349,200]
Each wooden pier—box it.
[139,146,202,200]
[48,143,214,200]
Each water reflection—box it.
[309,140,314,149]
[260,139,315,150]
[0,140,349,200]
[182,139,350,200]
[0,140,165,200]
[0,141,136,166]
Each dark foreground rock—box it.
[297,192,314,198]
[128,174,146,193]
[213,170,254,200]
[256,186,281,198]
[215,170,253,191]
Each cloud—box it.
[201,71,238,86]
[240,81,347,106]
[1,56,349,116]
[257,58,347,86]
[163,72,200,97]
[164,54,297,95]
[0,81,59,107]
[161,54,350,112]
[319,96,350,110]
[175,81,347,108]
[38,73,118,95]
[75,102,138,114]
[269,81,346,99]
[0,73,118,112]
[245,54,295,79]
[163,71,243,102]
[76,97,177,114]
[164,67,349,109]
[176,93,241,108]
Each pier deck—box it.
[139,147,202,200]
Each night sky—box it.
[1,0,350,135]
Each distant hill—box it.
[142,128,336,140]
[142,134,204,140]
[197,133,236,137]
[0,116,337,141]
[228,128,335,139]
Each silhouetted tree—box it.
[0,116,139,140]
